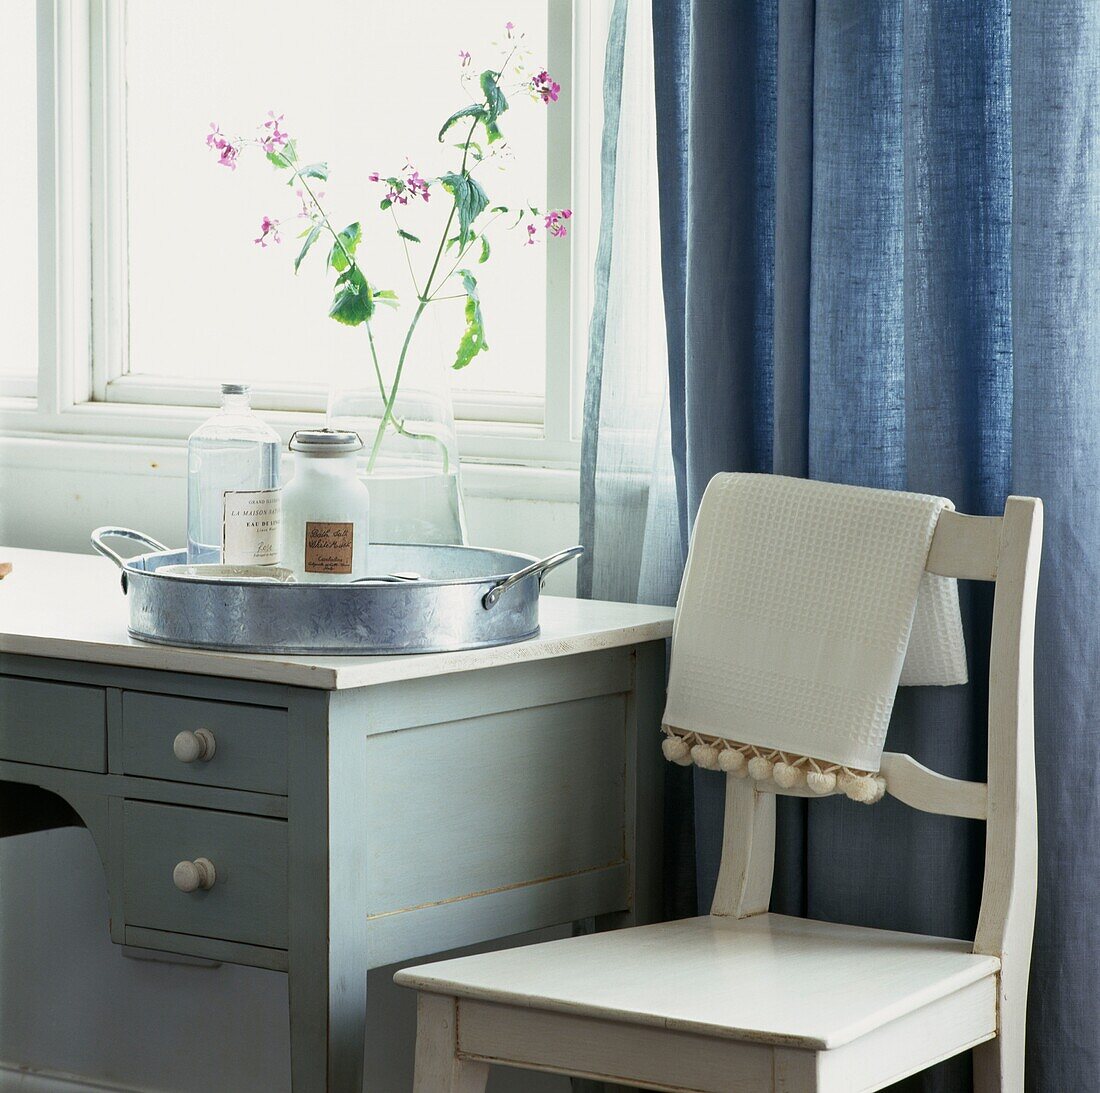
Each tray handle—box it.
[482,545,584,609]
[91,527,170,571]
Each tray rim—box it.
[124,542,542,590]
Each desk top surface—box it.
[0,547,673,690]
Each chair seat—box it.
[395,912,1000,1051]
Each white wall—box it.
[0,438,580,1093]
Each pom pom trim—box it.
[659,726,886,805]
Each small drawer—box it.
[121,693,287,794]
[122,800,288,949]
[0,677,106,772]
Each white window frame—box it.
[1,0,602,472]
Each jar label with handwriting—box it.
[222,489,281,565]
[305,521,354,574]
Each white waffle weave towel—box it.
[664,474,967,776]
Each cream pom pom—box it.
[844,774,880,804]
[717,747,746,774]
[806,770,837,795]
[661,734,692,766]
[691,743,720,770]
[871,776,887,802]
[747,755,774,781]
[772,761,799,788]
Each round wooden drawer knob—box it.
[173,728,216,763]
[173,857,217,892]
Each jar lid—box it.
[289,428,363,455]
[220,382,250,395]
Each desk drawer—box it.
[122,801,288,949]
[121,693,287,794]
[0,677,106,772]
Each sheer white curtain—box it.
[578,0,681,608]
[577,0,695,925]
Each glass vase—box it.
[327,311,467,545]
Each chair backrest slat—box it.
[754,753,987,818]
[877,752,987,819]
[925,510,1001,581]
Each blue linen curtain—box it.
[580,0,1100,1087]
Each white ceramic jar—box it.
[281,429,370,583]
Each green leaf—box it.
[329,266,374,327]
[397,228,421,244]
[294,224,321,274]
[380,197,392,211]
[438,103,486,143]
[445,234,461,252]
[480,70,508,118]
[453,269,488,370]
[267,138,298,169]
[328,222,362,272]
[372,288,399,309]
[490,205,509,214]
[440,172,489,248]
[298,162,328,181]
[479,69,509,143]
[479,235,491,264]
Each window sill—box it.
[0,396,581,469]
[0,431,580,505]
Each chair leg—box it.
[412,992,491,1093]
[974,1029,1023,1093]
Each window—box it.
[0,2,39,398]
[1,0,601,468]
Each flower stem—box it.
[363,117,480,473]
[429,211,506,300]
[275,151,393,409]
[365,298,427,473]
[365,322,388,405]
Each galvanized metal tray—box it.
[91,528,583,655]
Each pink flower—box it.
[505,21,515,37]
[525,223,538,246]
[254,215,281,247]
[406,170,431,203]
[206,123,240,170]
[260,110,289,154]
[458,49,472,67]
[371,164,430,206]
[544,208,572,238]
[530,70,561,104]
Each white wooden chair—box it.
[395,496,1042,1093]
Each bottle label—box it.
[222,489,281,565]
[305,521,354,574]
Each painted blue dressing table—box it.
[0,547,672,1091]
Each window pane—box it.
[124,1,550,401]
[0,2,38,381]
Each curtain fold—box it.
[577,0,696,916]
[581,0,1100,1087]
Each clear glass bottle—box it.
[187,384,282,565]
[281,429,370,583]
